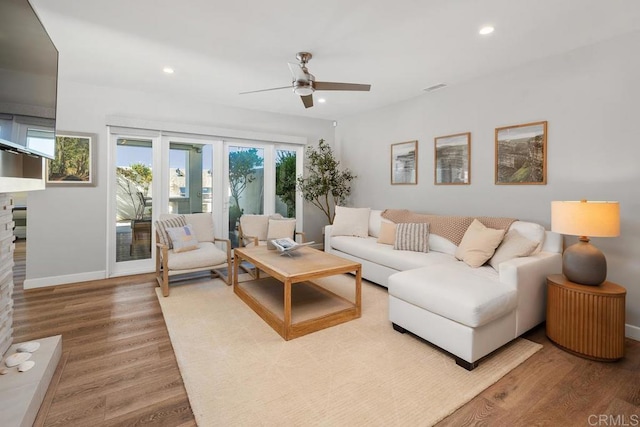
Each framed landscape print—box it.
[434,132,470,185]
[391,140,418,185]
[46,132,97,186]
[495,121,547,185]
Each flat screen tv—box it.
[0,0,58,160]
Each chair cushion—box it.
[167,242,228,270]
[156,215,186,248]
[166,224,199,253]
[331,236,457,271]
[240,215,270,241]
[388,263,515,328]
[267,218,296,240]
[183,213,215,242]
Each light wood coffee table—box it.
[233,245,361,340]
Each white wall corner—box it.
[625,324,640,342]
[23,271,107,290]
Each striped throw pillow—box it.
[155,215,187,249]
[394,222,429,253]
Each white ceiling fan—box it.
[240,52,371,108]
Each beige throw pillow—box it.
[455,219,506,267]
[377,221,397,245]
[489,230,538,270]
[331,206,371,238]
[166,224,199,253]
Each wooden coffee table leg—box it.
[355,266,362,316]
[233,251,239,286]
[284,279,292,340]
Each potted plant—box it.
[297,139,355,224]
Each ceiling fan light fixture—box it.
[293,82,314,96]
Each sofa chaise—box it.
[324,207,563,370]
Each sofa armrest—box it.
[324,225,333,252]
[499,251,562,335]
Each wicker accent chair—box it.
[155,213,232,297]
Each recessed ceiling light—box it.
[163,67,174,74]
[479,26,494,35]
[318,98,326,103]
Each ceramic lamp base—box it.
[562,240,607,286]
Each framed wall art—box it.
[46,132,97,186]
[391,140,418,185]
[434,132,470,185]
[495,121,547,185]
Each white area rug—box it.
[156,277,541,426]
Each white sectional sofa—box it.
[324,209,563,370]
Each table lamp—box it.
[551,200,620,285]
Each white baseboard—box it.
[23,270,107,289]
[626,324,640,342]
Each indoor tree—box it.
[297,139,355,224]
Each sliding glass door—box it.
[115,138,154,263]
[226,143,265,247]
[108,127,303,276]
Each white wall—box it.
[25,80,333,285]
[336,31,640,333]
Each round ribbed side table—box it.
[546,274,626,361]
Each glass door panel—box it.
[227,145,264,247]
[167,141,214,214]
[115,138,153,262]
[275,149,297,218]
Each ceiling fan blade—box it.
[301,94,313,108]
[288,62,309,82]
[314,81,371,91]
[239,85,292,95]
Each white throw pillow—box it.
[331,206,371,238]
[428,234,458,255]
[455,219,506,268]
[489,229,539,270]
[368,210,383,238]
[508,221,546,254]
[267,218,297,240]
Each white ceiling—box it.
[30,0,640,120]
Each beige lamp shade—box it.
[551,200,620,238]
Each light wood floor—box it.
[11,240,640,426]
[12,240,197,426]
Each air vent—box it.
[423,83,447,92]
